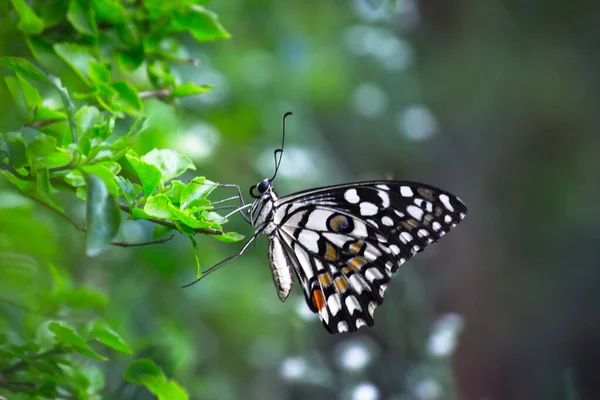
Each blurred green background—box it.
[2,0,600,399]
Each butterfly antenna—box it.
[270,111,293,182]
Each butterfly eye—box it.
[257,179,270,193]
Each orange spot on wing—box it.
[348,256,367,272]
[334,277,349,293]
[349,240,364,254]
[312,289,326,311]
[323,242,337,261]
[318,273,332,286]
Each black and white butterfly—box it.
[184,113,467,334]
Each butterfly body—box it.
[249,180,467,334]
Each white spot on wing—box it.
[401,232,413,243]
[376,184,390,190]
[418,229,429,237]
[389,244,400,255]
[356,319,367,329]
[377,190,390,208]
[432,222,442,231]
[365,267,384,282]
[345,295,362,314]
[368,301,377,316]
[304,209,333,231]
[407,205,424,220]
[298,230,320,253]
[327,294,342,316]
[349,274,365,294]
[337,321,349,333]
[444,215,453,223]
[400,186,413,197]
[439,194,454,211]
[360,202,378,216]
[381,216,394,226]
[344,188,360,204]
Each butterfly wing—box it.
[272,181,467,333]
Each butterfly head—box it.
[250,178,273,198]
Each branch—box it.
[1,346,65,376]
[29,118,64,129]
[111,234,175,248]
[26,194,85,231]
[138,89,170,99]
[0,162,33,181]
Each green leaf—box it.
[174,220,195,236]
[46,151,71,168]
[4,132,28,168]
[171,83,214,98]
[10,0,45,34]
[163,180,186,206]
[54,43,98,85]
[22,127,57,158]
[124,359,189,400]
[126,151,162,197]
[85,174,121,257]
[190,237,201,278]
[169,6,230,42]
[115,176,137,210]
[36,166,52,198]
[65,169,86,187]
[4,75,27,117]
[180,177,216,209]
[142,149,196,182]
[89,62,111,83]
[81,164,119,196]
[52,288,108,309]
[49,322,107,361]
[87,320,132,355]
[143,194,175,219]
[152,224,173,240]
[170,206,220,230]
[0,57,51,83]
[111,81,143,113]
[17,73,43,109]
[67,0,97,36]
[213,232,244,243]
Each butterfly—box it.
[184,112,467,334]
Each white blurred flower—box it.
[352,382,379,400]
[257,146,318,181]
[398,105,438,141]
[280,357,308,380]
[353,82,388,118]
[336,340,373,371]
[413,378,442,400]
[295,297,318,321]
[175,122,220,160]
[426,313,465,357]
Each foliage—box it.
[0,0,232,398]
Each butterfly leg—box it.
[211,183,251,223]
[181,233,258,288]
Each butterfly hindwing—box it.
[273,181,467,333]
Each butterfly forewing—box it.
[272,181,467,333]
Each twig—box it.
[30,118,63,129]
[111,234,175,248]
[0,162,33,181]
[0,296,50,316]
[138,89,170,99]
[26,194,85,231]
[1,346,65,376]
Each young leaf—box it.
[171,83,214,98]
[87,320,132,355]
[169,6,230,42]
[22,127,57,158]
[51,288,108,309]
[124,359,189,400]
[143,194,175,219]
[115,176,137,210]
[81,164,119,196]
[85,174,121,257]
[0,57,51,83]
[49,322,107,361]
[189,237,201,278]
[111,81,143,113]
[141,149,196,182]
[67,0,98,37]
[126,151,162,197]
[10,0,45,34]
[180,177,216,209]
[213,232,244,243]
[54,43,98,85]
